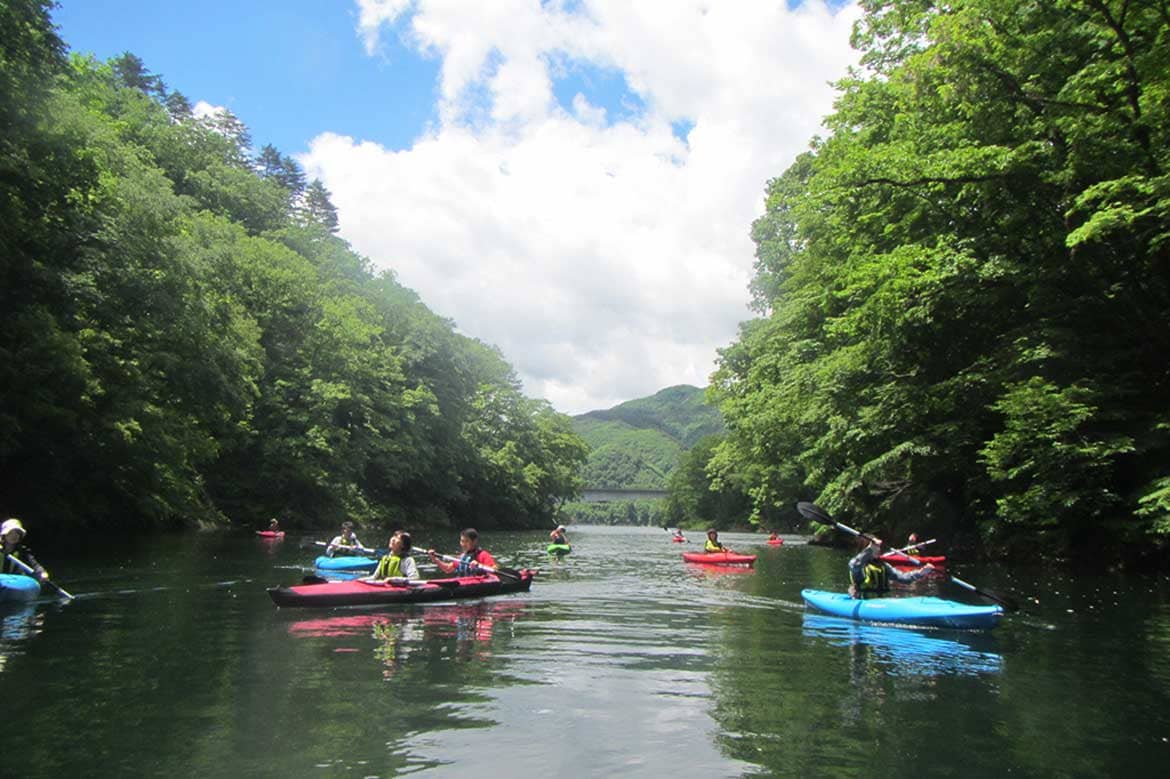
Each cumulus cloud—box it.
[312,0,860,414]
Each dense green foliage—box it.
[0,2,587,533]
[710,0,1170,560]
[572,385,724,489]
[664,435,754,530]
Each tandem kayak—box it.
[547,543,572,557]
[682,552,757,567]
[268,570,536,608]
[801,589,1002,630]
[314,555,377,572]
[0,573,41,602]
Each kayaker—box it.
[428,528,497,575]
[704,528,733,554]
[267,518,281,533]
[768,530,780,541]
[362,531,418,582]
[550,525,568,545]
[673,529,686,541]
[848,537,934,599]
[326,521,365,557]
[1,518,47,580]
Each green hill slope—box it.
[572,385,725,489]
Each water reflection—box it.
[287,601,531,678]
[0,602,47,673]
[802,612,1003,678]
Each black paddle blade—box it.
[796,502,833,525]
[300,575,330,585]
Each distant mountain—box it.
[572,385,725,489]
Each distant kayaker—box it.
[326,521,365,557]
[1,518,47,580]
[550,525,568,545]
[704,528,733,554]
[768,530,780,541]
[428,528,497,575]
[362,531,418,582]
[267,518,281,533]
[673,529,686,541]
[848,537,934,599]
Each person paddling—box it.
[550,525,568,545]
[267,518,281,533]
[1,518,47,581]
[428,528,497,575]
[326,521,365,557]
[361,531,418,582]
[848,536,934,599]
[704,528,733,554]
[673,528,686,541]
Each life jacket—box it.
[704,539,725,553]
[457,548,493,576]
[373,554,404,580]
[851,561,889,597]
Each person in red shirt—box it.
[429,528,497,575]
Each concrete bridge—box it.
[580,488,668,503]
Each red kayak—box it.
[682,552,757,567]
[767,539,783,546]
[879,552,946,568]
[672,537,687,543]
[256,530,285,538]
[268,570,535,608]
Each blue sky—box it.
[50,1,861,415]
[54,0,439,154]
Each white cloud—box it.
[305,1,860,414]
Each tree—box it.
[712,0,1170,560]
[300,179,340,233]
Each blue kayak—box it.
[0,573,41,602]
[314,555,377,572]
[801,588,1003,630]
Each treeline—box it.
[700,0,1169,561]
[0,1,587,533]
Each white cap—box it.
[1,518,26,537]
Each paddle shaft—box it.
[888,538,937,556]
[3,553,73,600]
[796,502,1016,611]
[427,550,523,581]
[313,540,379,556]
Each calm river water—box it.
[3,524,1170,777]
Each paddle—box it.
[425,550,526,581]
[309,540,381,557]
[795,501,1017,612]
[886,538,937,557]
[3,553,74,600]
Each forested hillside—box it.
[708,0,1169,562]
[572,385,724,489]
[0,1,587,534]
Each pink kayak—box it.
[682,552,757,567]
[256,530,285,538]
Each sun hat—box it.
[1,518,26,537]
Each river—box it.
[3,524,1169,777]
